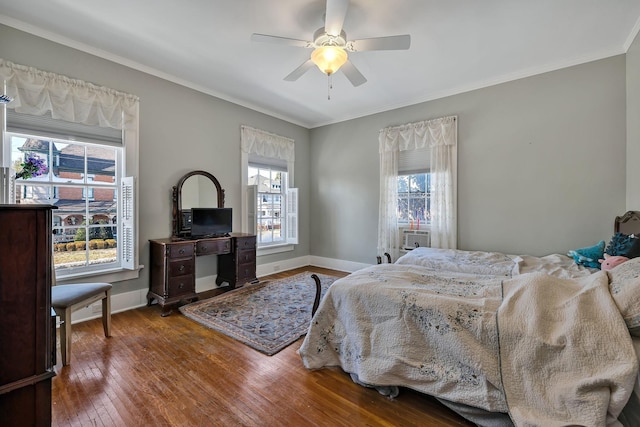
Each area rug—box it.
[179,272,339,355]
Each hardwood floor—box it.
[51,267,474,426]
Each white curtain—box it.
[378,116,457,259]
[0,59,139,131]
[240,125,295,184]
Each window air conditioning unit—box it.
[403,229,430,250]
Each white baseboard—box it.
[255,255,311,277]
[66,256,373,325]
[308,255,372,273]
[69,287,148,324]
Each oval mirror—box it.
[181,175,219,210]
[172,170,225,237]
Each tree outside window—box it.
[397,173,431,225]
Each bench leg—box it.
[102,289,112,337]
[60,307,72,366]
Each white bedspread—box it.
[299,264,638,426]
[395,247,596,278]
[395,247,522,277]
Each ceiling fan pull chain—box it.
[327,74,333,100]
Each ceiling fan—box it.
[250,0,411,87]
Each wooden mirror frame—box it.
[172,170,225,238]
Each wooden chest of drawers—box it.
[0,205,56,426]
[147,233,255,316]
[148,240,199,316]
[217,234,257,288]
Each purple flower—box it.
[16,154,47,179]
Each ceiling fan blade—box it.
[251,33,311,48]
[348,35,411,52]
[284,59,315,81]
[341,60,367,87]
[325,0,350,36]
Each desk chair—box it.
[51,283,112,366]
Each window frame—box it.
[241,156,297,257]
[1,116,139,284]
[397,172,432,227]
[249,163,288,247]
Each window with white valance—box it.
[240,125,297,254]
[378,116,457,260]
[0,59,140,282]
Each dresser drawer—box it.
[236,250,256,264]
[168,275,194,297]
[197,239,231,255]
[168,259,194,277]
[168,243,194,259]
[235,236,256,251]
[237,263,256,283]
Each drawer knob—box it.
[201,245,207,251]
[179,283,184,289]
[179,248,185,255]
[179,265,185,272]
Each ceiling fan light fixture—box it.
[311,46,348,75]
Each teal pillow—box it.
[567,240,606,269]
[605,233,640,258]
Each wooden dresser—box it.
[147,233,257,316]
[0,205,56,426]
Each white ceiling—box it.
[1,0,640,129]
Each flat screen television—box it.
[190,207,232,238]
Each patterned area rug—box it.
[179,272,339,355]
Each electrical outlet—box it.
[91,303,102,314]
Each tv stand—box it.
[147,233,257,316]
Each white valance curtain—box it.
[240,125,295,185]
[378,115,457,260]
[0,59,139,131]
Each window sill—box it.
[56,265,144,284]
[257,244,294,257]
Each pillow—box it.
[567,240,605,269]
[607,257,640,337]
[605,232,640,258]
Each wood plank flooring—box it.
[51,267,474,426]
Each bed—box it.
[299,211,640,426]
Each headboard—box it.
[615,211,640,235]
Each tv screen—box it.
[190,208,232,238]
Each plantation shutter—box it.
[286,188,298,244]
[247,185,257,235]
[120,176,136,270]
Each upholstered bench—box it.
[51,283,112,366]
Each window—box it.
[7,131,133,278]
[0,59,140,282]
[397,173,431,226]
[248,163,297,247]
[378,116,457,256]
[240,125,297,254]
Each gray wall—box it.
[628,31,640,210]
[311,56,627,260]
[0,24,312,295]
[0,22,634,282]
